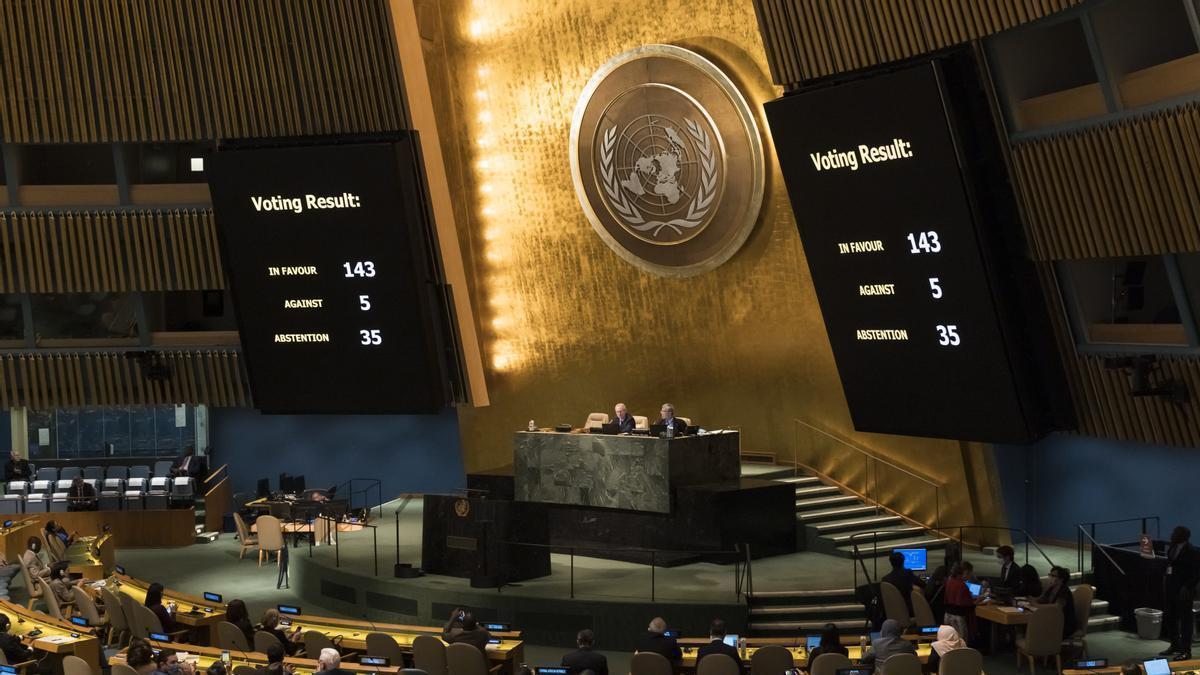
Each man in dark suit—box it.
[634,617,681,663]
[442,608,492,652]
[658,404,688,435]
[612,404,636,434]
[66,477,97,511]
[4,452,30,482]
[993,545,1021,590]
[562,629,607,675]
[1161,526,1200,659]
[696,619,742,670]
[882,551,925,616]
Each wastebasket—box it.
[1136,607,1163,640]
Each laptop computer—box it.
[589,423,619,435]
[722,634,739,648]
[1144,660,1171,675]
[966,581,983,598]
[806,635,821,650]
[649,423,668,436]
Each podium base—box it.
[470,574,500,588]
[394,563,423,579]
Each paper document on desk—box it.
[40,636,74,644]
[996,606,1024,613]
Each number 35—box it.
[359,329,382,346]
[936,324,960,346]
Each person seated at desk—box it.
[67,476,98,511]
[634,617,681,664]
[612,403,636,434]
[48,560,83,605]
[860,620,916,675]
[808,623,848,661]
[22,537,49,579]
[316,648,351,675]
[4,451,30,482]
[0,614,35,666]
[127,639,157,675]
[658,404,687,436]
[1017,564,1042,598]
[924,566,947,624]
[226,599,254,644]
[696,618,742,670]
[991,545,1020,590]
[926,625,966,672]
[171,447,206,479]
[443,608,492,651]
[259,645,294,675]
[259,608,303,655]
[145,582,179,633]
[44,521,74,547]
[944,562,978,641]
[153,647,197,675]
[1038,566,1078,640]
[882,551,925,615]
[562,629,607,675]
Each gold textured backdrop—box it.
[417,0,1006,535]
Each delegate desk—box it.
[0,520,38,561]
[104,575,227,643]
[0,598,101,672]
[1064,660,1200,675]
[273,612,524,674]
[110,640,402,675]
[678,643,933,669]
[67,534,114,580]
[513,430,740,514]
[976,602,1033,626]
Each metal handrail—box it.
[794,418,942,534]
[793,419,941,488]
[1077,525,1127,577]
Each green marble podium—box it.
[512,430,740,514]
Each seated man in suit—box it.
[992,545,1020,591]
[612,403,636,434]
[442,608,492,651]
[66,476,97,511]
[171,447,207,479]
[634,617,681,663]
[4,451,30,482]
[562,629,607,675]
[658,404,688,435]
[697,618,742,670]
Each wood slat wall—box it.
[1071,353,1200,447]
[0,350,249,408]
[0,0,406,143]
[750,0,1084,85]
[0,209,222,292]
[1011,103,1200,260]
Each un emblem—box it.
[571,45,764,277]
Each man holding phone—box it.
[443,608,492,651]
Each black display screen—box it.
[766,57,1063,442]
[209,136,449,414]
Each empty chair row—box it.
[31,461,175,484]
[0,477,194,513]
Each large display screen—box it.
[765,56,1065,442]
[208,135,450,414]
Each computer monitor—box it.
[1144,659,1171,675]
[70,616,89,627]
[662,630,679,638]
[722,634,739,648]
[806,636,821,650]
[277,604,301,615]
[895,548,927,571]
[918,626,938,635]
[114,564,126,575]
[359,657,390,667]
[482,622,510,632]
[869,631,881,644]
[149,632,170,642]
[649,423,668,436]
[966,581,983,598]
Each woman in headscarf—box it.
[860,619,916,675]
[927,625,967,672]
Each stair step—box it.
[778,476,822,486]
[813,515,904,534]
[828,526,927,545]
[839,536,952,556]
[1091,599,1109,615]
[750,588,857,600]
[1088,615,1121,631]
[794,495,862,511]
[794,485,842,499]
[796,505,880,523]
[750,603,863,616]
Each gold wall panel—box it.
[1012,103,1200,260]
[423,0,1007,533]
[751,0,1085,86]
[0,0,406,142]
[0,209,222,292]
[0,350,249,409]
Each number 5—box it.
[929,277,942,299]
[359,295,371,311]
